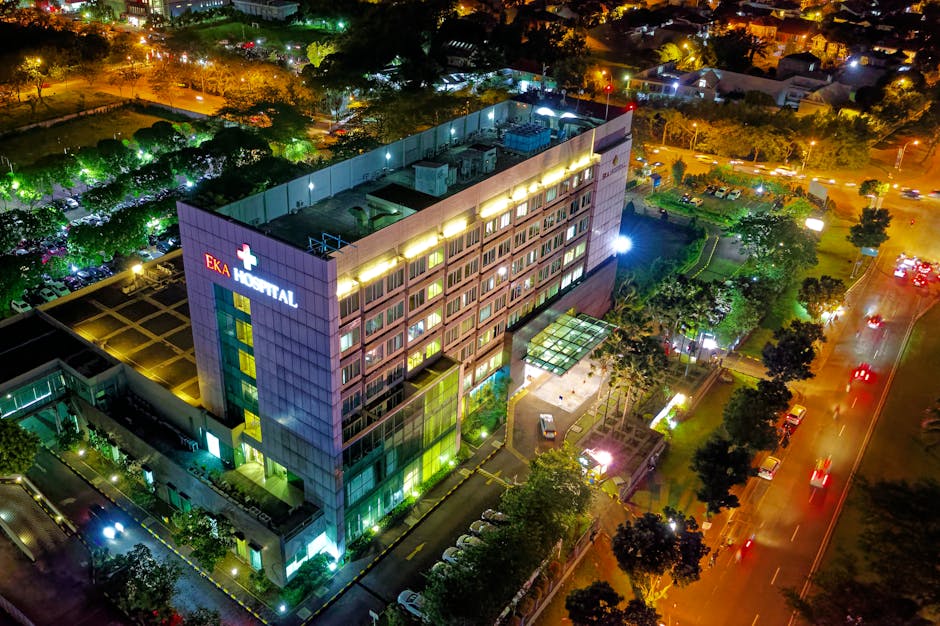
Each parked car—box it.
[726,189,742,201]
[48,281,70,297]
[38,287,58,303]
[429,561,451,576]
[715,187,729,199]
[10,299,31,314]
[456,534,483,550]
[469,520,496,537]
[397,590,427,621]
[689,197,704,207]
[63,276,84,291]
[704,185,718,195]
[680,193,693,204]
[481,509,510,525]
[442,547,463,564]
[784,404,807,426]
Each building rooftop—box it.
[215,95,617,256]
[0,313,116,384]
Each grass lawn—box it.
[824,304,940,565]
[0,108,172,169]
[647,187,774,227]
[0,88,121,134]
[696,255,743,282]
[174,19,332,50]
[618,212,701,284]
[630,371,756,516]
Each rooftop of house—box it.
[0,312,116,386]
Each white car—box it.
[38,287,58,303]
[689,197,704,207]
[10,299,31,314]
[695,154,717,164]
[442,546,463,564]
[539,413,556,439]
[456,534,483,550]
[758,456,781,480]
[726,189,742,201]
[714,187,729,199]
[397,589,427,620]
[481,509,510,525]
[48,281,70,297]
[469,520,496,537]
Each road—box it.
[26,448,258,626]
[659,254,933,625]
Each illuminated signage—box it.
[204,244,299,309]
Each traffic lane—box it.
[362,472,505,601]
[309,584,385,626]
[29,450,257,626]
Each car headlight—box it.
[103,526,116,539]
[114,522,125,533]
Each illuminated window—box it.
[236,319,253,347]
[427,309,442,329]
[241,380,258,404]
[340,328,360,352]
[233,292,251,314]
[499,212,511,229]
[425,339,441,358]
[408,350,425,371]
[428,248,444,269]
[408,320,426,342]
[244,409,262,441]
[238,349,256,378]
[516,202,528,217]
[427,279,443,299]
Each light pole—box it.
[604,82,612,119]
[801,140,816,172]
[689,123,699,150]
[895,139,919,171]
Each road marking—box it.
[405,542,425,561]
[34,463,47,472]
[484,469,502,485]
[790,525,800,542]
[458,468,472,477]
[808,491,816,504]
[771,567,780,585]
[839,424,846,437]
[852,397,858,408]
[751,614,760,625]
[477,468,510,487]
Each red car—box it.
[852,363,874,383]
[811,457,832,488]
[866,315,883,329]
[913,273,928,288]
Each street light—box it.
[603,82,613,119]
[801,140,816,172]
[895,139,919,171]
[690,122,699,150]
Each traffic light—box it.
[604,83,613,93]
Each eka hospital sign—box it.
[204,243,299,309]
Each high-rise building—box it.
[178,95,633,577]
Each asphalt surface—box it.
[659,255,933,625]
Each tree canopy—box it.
[797,275,846,321]
[691,433,753,514]
[847,207,892,250]
[761,320,825,382]
[0,418,41,475]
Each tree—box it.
[671,158,687,186]
[623,600,661,626]
[306,40,336,68]
[856,479,940,609]
[566,581,625,626]
[847,206,892,250]
[184,608,222,626]
[728,213,817,280]
[104,543,181,621]
[171,507,235,571]
[0,418,41,475]
[721,386,779,452]
[785,557,931,626]
[691,433,753,514]
[761,320,825,382]
[858,178,888,201]
[797,275,846,321]
[611,507,709,606]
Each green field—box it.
[0,108,173,169]
[0,89,122,134]
[631,371,755,515]
[825,304,940,564]
[173,19,332,51]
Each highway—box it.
[659,253,933,625]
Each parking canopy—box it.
[524,313,616,376]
